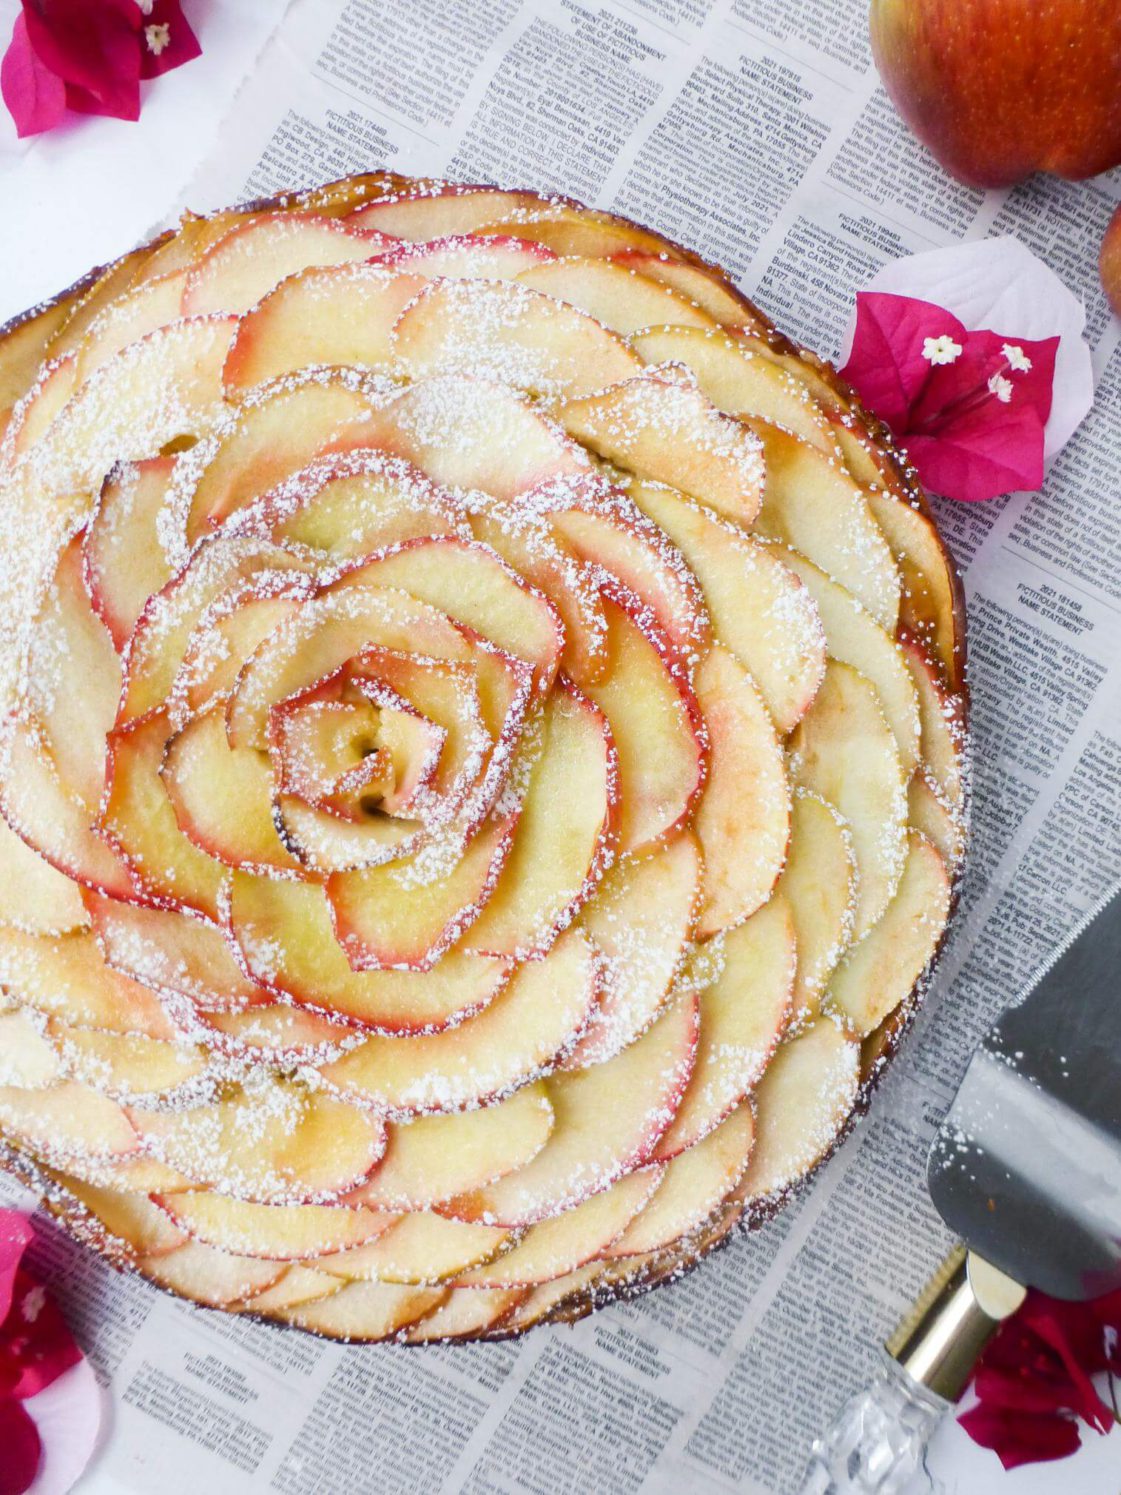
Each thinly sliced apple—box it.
[740,1018,860,1201]
[582,597,703,853]
[631,325,838,453]
[231,1267,342,1314]
[744,422,901,631]
[100,711,224,919]
[130,1082,386,1204]
[392,277,641,400]
[654,895,795,1159]
[2,354,77,462]
[825,832,950,1036]
[372,234,555,281]
[182,212,395,316]
[319,1213,511,1284]
[200,1004,362,1061]
[780,550,920,776]
[273,1280,447,1339]
[495,1261,607,1334]
[25,533,121,810]
[403,1286,526,1342]
[0,926,175,1035]
[161,709,299,874]
[615,258,765,333]
[474,204,683,260]
[49,1153,192,1194]
[85,894,262,1011]
[141,1241,286,1307]
[320,927,598,1116]
[0,1010,61,1088]
[693,645,789,937]
[45,1023,205,1100]
[228,874,509,1030]
[346,1084,554,1211]
[605,1101,755,1257]
[155,1192,395,1261]
[223,264,424,391]
[0,720,138,903]
[447,990,697,1226]
[568,833,700,1067]
[908,771,965,871]
[73,270,187,382]
[517,258,717,334]
[780,791,857,1023]
[64,1176,188,1257]
[789,661,908,942]
[0,814,88,935]
[900,635,966,809]
[0,1082,138,1160]
[269,697,394,807]
[345,189,546,239]
[185,377,380,541]
[560,369,764,525]
[455,1167,661,1287]
[463,687,615,958]
[626,481,824,734]
[83,457,176,650]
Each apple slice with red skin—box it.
[460,685,617,960]
[780,549,921,777]
[493,1261,607,1335]
[1,353,77,464]
[559,368,765,526]
[402,1286,527,1342]
[0,925,176,1037]
[63,1176,188,1258]
[516,257,718,335]
[318,1213,512,1284]
[230,873,511,1034]
[391,277,642,400]
[100,711,225,921]
[0,719,138,904]
[223,265,425,393]
[446,989,698,1227]
[653,894,795,1160]
[692,645,790,937]
[345,1084,554,1211]
[182,212,397,316]
[454,1166,662,1288]
[567,832,700,1069]
[780,791,857,1024]
[154,1192,397,1262]
[613,255,765,333]
[83,457,177,650]
[130,1081,386,1204]
[198,1004,364,1063]
[44,1022,206,1101]
[273,1280,447,1339]
[825,831,951,1037]
[319,926,598,1117]
[0,1082,139,1161]
[269,696,393,807]
[365,375,589,500]
[73,270,187,383]
[908,771,965,872]
[141,1241,287,1308]
[790,661,908,942]
[605,1100,755,1258]
[25,532,122,811]
[371,233,555,280]
[581,596,704,854]
[185,375,383,542]
[900,634,966,810]
[230,1267,342,1315]
[631,324,839,454]
[162,707,302,875]
[44,1152,193,1195]
[739,1017,860,1203]
[625,481,825,734]
[119,535,313,725]
[0,1010,61,1089]
[85,893,263,1012]
[0,814,89,936]
[473,204,687,261]
[345,189,549,239]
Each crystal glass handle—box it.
[799,1357,947,1495]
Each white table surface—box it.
[1,4,1118,1491]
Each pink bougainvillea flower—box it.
[1,0,200,138]
[839,291,1060,503]
[0,1209,92,1495]
[959,1285,1121,1470]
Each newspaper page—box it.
[5,2,1121,1492]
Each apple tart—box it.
[0,174,966,1341]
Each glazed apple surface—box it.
[0,173,966,1341]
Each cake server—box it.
[802,880,1121,1494]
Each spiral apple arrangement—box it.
[0,175,966,1340]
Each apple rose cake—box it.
[0,174,966,1342]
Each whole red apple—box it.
[870,0,1121,189]
[1102,206,1121,317]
